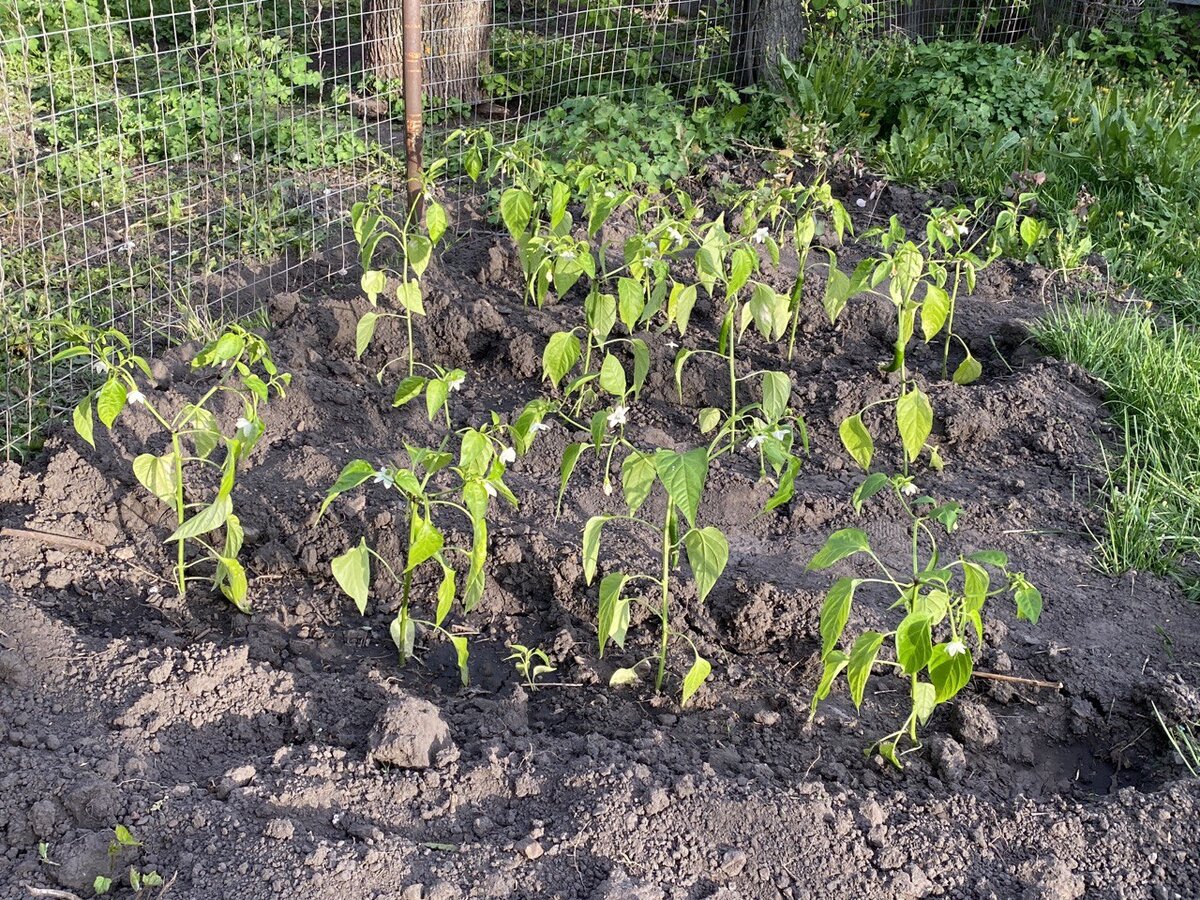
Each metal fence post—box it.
[403,0,425,221]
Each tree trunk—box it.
[366,0,490,105]
[729,0,806,87]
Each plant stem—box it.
[654,498,675,693]
[942,261,961,380]
[171,431,186,597]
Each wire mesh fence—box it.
[0,0,1144,459]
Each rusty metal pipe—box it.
[401,0,424,220]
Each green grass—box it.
[1033,306,1200,588]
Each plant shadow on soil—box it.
[2,175,1199,899]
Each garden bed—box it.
[1,177,1198,899]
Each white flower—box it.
[957,224,969,236]
[545,270,553,283]
[447,374,465,392]
[231,152,241,163]
[531,421,550,433]
[484,482,497,498]
[606,405,628,429]
[499,447,516,464]
[745,435,766,451]
[946,640,967,658]
[127,390,145,405]
[604,189,616,199]
[855,198,867,209]
[772,429,788,441]
[752,227,769,244]
[235,417,255,439]
[559,250,576,261]
[92,361,108,374]
[373,470,395,489]
[901,482,919,497]
[667,227,683,243]
[122,240,135,253]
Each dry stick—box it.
[2,527,107,555]
[23,885,85,900]
[973,670,1063,691]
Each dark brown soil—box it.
[2,175,1198,900]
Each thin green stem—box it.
[170,432,186,597]
[655,498,675,694]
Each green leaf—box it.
[760,371,791,423]
[582,515,610,584]
[969,550,1008,568]
[913,589,950,625]
[962,561,989,606]
[928,643,972,703]
[921,284,950,341]
[425,377,449,421]
[1015,582,1043,625]
[133,452,177,506]
[500,188,533,240]
[847,630,885,709]
[406,513,444,572]
[113,825,138,846]
[698,407,722,434]
[459,428,492,478]
[895,611,933,675]
[823,266,851,322]
[610,667,640,686]
[464,517,488,611]
[542,331,580,389]
[953,352,982,385]
[557,443,584,514]
[653,448,708,528]
[621,450,657,515]
[450,634,470,686]
[617,277,645,332]
[398,279,425,314]
[73,396,95,447]
[168,495,232,541]
[332,539,371,614]
[839,414,874,471]
[434,561,456,626]
[673,283,698,334]
[598,353,626,397]
[217,555,249,613]
[896,388,933,463]
[393,375,428,407]
[319,459,377,516]
[681,652,712,707]
[764,456,801,513]
[818,577,857,661]
[356,312,380,358]
[852,472,890,513]
[683,526,729,603]
[597,572,630,653]
[426,201,448,245]
[810,650,849,718]
[727,247,755,297]
[96,379,127,428]
[912,680,937,725]
[188,406,221,460]
[407,235,433,278]
[630,339,650,398]
[808,528,870,570]
[361,270,386,302]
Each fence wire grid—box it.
[1,0,1141,459]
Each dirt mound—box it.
[2,184,1199,898]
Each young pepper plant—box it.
[582,446,730,706]
[320,429,515,684]
[351,161,452,396]
[808,473,1043,766]
[59,323,289,610]
[824,210,990,474]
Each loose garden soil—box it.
[1,171,1198,899]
